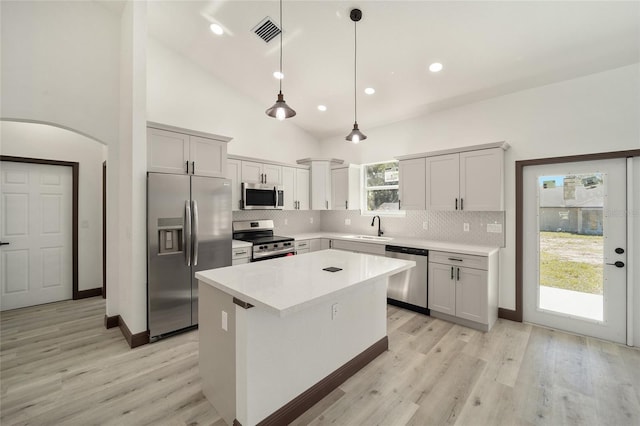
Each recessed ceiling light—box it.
[273,71,284,80]
[429,62,443,72]
[209,23,224,35]
[317,105,327,112]
[364,87,375,95]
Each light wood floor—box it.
[2,298,639,425]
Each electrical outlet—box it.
[310,217,314,224]
[422,221,428,230]
[463,223,470,232]
[331,303,339,320]
[487,223,503,233]
[284,218,288,225]
[221,311,228,331]
[345,219,351,225]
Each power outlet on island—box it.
[331,303,339,320]
[221,311,228,331]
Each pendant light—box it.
[265,0,296,120]
[345,8,366,143]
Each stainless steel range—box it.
[232,220,295,262]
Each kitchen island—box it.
[196,249,414,426]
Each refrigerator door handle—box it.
[192,200,199,266]
[185,200,192,266]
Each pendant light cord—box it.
[279,0,283,94]
[354,19,357,123]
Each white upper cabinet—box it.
[426,153,460,211]
[241,161,282,185]
[398,158,426,210]
[227,159,241,211]
[282,167,310,210]
[331,165,361,210]
[459,149,504,211]
[426,148,504,211]
[147,124,231,178]
[147,128,190,175]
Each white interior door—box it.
[523,158,627,344]
[1,161,72,311]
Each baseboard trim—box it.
[254,336,389,426]
[104,314,120,329]
[498,308,521,322]
[77,288,103,299]
[104,314,149,348]
[119,316,150,349]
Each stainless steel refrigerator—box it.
[147,172,232,340]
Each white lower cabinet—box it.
[295,240,310,254]
[428,250,498,331]
[232,246,251,265]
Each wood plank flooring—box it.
[1,298,639,425]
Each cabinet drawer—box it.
[232,247,251,260]
[295,240,310,250]
[429,250,487,270]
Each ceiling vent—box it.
[253,17,281,43]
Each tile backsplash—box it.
[233,209,505,247]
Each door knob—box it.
[605,261,625,268]
[615,248,625,254]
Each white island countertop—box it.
[196,249,414,317]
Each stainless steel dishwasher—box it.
[385,245,429,314]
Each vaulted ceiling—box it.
[147,1,640,140]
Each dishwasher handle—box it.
[385,245,428,256]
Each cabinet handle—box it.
[461,198,464,211]
[345,200,348,209]
[185,161,189,173]
[235,250,247,255]
[451,266,454,280]
[329,240,333,248]
[455,198,458,210]
[399,199,401,209]
[457,267,460,281]
[448,258,463,262]
[191,161,195,175]
[326,200,329,209]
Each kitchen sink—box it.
[341,235,393,242]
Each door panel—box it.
[428,263,456,315]
[1,162,72,311]
[523,158,627,343]
[296,168,310,210]
[190,176,232,325]
[426,153,459,210]
[147,173,192,337]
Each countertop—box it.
[232,239,252,249]
[289,232,499,257]
[196,249,415,317]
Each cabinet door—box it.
[460,148,504,211]
[309,239,322,252]
[296,168,310,210]
[320,239,331,250]
[262,164,282,185]
[190,136,226,178]
[147,128,189,174]
[241,161,263,183]
[282,167,297,210]
[331,168,349,210]
[310,162,331,210]
[399,158,426,210]
[426,153,460,211]
[227,159,242,211]
[428,262,456,315]
[455,267,488,324]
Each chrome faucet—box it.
[371,215,383,237]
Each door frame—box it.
[507,149,640,323]
[0,155,85,300]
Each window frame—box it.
[361,160,405,217]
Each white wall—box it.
[0,121,106,291]
[0,0,120,146]
[319,64,640,311]
[146,38,321,165]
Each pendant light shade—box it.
[345,8,366,143]
[266,0,296,120]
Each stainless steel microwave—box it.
[241,183,284,210]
